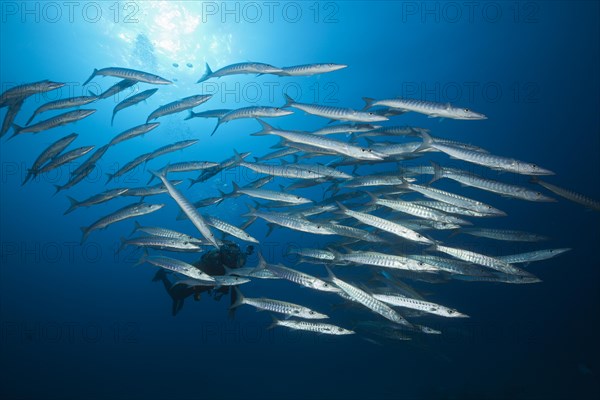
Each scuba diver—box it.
[153,240,255,316]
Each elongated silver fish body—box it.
[80,202,164,243]
[422,133,553,175]
[231,288,328,319]
[83,67,172,85]
[112,88,158,125]
[203,215,259,243]
[366,97,487,120]
[337,251,439,272]
[39,146,95,173]
[284,94,388,123]
[497,248,571,264]
[337,202,432,245]
[64,188,128,215]
[532,179,600,211]
[142,256,214,281]
[11,109,96,137]
[152,172,220,249]
[432,244,529,276]
[27,95,97,125]
[271,319,354,335]
[275,63,347,76]
[327,268,412,326]
[109,123,160,146]
[434,166,555,202]
[147,94,212,122]
[124,236,203,252]
[196,62,284,83]
[253,121,386,160]
[373,294,468,318]
[24,133,78,184]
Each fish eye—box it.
[448,310,454,314]
[309,311,315,315]
[368,112,374,115]
[536,192,542,196]
[418,262,424,266]
[464,108,470,112]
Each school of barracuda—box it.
[2,61,599,341]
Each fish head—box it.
[332,326,355,335]
[361,110,390,122]
[530,190,556,202]
[144,203,166,213]
[313,279,341,293]
[303,309,329,319]
[525,163,554,176]
[357,147,387,160]
[451,107,488,120]
[47,81,67,90]
[327,63,348,71]
[442,308,469,318]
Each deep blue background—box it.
[1,2,599,399]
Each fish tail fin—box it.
[324,265,336,281]
[210,119,221,136]
[241,202,257,218]
[52,184,62,196]
[232,149,246,165]
[334,201,348,214]
[105,173,114,184]
[361,97,376,110]
[398,177,411,190]
[80,226,89,244]
[187,177,198,188]
[63,196,79,215]
[110,110,116,126]
[240,216,257,230]
[184,110,196,121]
[148,169,165,180]
[229,287,245,310]
[256,252,267,269]
[25,113,35,126]
[267,315,280,330]
[82,68,98,86]
[196,63,213,83]
[21,170,34,186]
[416,131,434,152]
[282,93,295,108]
[364,191,378,206]
[10,124,23,138]
[88,89,97,97]
[265,223,276,237]
[231,181,241,194]
[134,248,148,266]
[251,119,274,136]
[130,221,142,236]
[116,236,129,255]
[429,161,445,184]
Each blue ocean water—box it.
[1,1,599,399]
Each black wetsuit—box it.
[153,241,254,316]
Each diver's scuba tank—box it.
[195,240,246,275]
